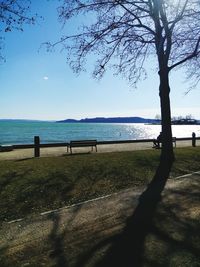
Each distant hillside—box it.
[57,117,160,124]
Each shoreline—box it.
[0,140,197,161]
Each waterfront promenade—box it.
[0,139,197,161]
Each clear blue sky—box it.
[1,1,200,121]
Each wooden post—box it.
[192,132,196,147]
[34,136,40,157]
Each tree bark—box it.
[159,68,175,163]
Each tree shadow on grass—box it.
[75,160,173,267]
[14,157,34,162]
[1,162,199,266]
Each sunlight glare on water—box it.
[123,124,200,139]
[124,124,162,139]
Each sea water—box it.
[0,120,200,145]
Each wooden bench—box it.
[67,140,97,154]
[153,137,176,149]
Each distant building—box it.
[172,119,198,125]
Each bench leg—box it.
[92,145,97,152]
[153,141,160,149]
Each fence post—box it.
[34,136,40,157]
[192,132,196,147]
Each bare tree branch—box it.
[0,0,39,61]
[169,36,200,71]
[50,0,200,88]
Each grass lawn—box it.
[0,147,200,267]
[0,147,200,223]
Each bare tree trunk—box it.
[159,69,175,163]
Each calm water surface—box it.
[0,121,200,145]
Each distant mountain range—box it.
[57,117,160,124]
